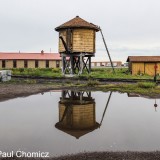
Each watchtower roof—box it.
[55,16,100,32]
[55,122,100,139]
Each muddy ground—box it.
[52,152,160,160]
[0,77,93,101]
[1,82,160,160]
[1,152,160,160]
[0,83,58,102]
[0,80,109,102]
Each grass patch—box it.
[80,68,153,79]
[86,80,100,87]
[10,68,156,80]
[24,79,37,84]
[11,68,62,78]
[95,82,160,96]
[1,77,160,97]
[137,82,156,88]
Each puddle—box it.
[0,90,160,156]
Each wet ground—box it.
[52,152,160,160]
[0,83,57,102]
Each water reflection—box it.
[55,90,101,139]
[1,90,160,156]
[55,90,113,139]
[154,99,158,112]
[127,93,159,111]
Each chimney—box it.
[41,50,44,54]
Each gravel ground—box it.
[0,83,57,102]
[0,79,96,102]
[1,152,160,160]
[52,152,160,160]
[0,82,105,102]
[0,78,154,102]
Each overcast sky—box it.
[0,0,160,62]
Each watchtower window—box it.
[13,60,17,68]
[46,60,49,68]
[2,60,5,68]
[56,61,60,68]
[35,60,39,68]
[24,60,28,68]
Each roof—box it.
[0,52,61,60]
[127,56,160,62]
[55,16,99,32]
[55,122,100,139]
[91,60,122,63]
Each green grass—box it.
[11,68,62,77]
[137,82,156,88]
[9,67,159,80]
[1,75,160,96]
[90,82,160,96]
[81,68,153,79]
[86,80,100,87]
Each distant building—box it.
[123,62,128,67]
[127,56,160,76]
[0,52,62,69]
[91,61,122,67]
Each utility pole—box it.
[99,27,115,73]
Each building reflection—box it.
[127,93,158,111]
[55,90,100,139]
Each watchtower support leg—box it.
[89,57,91,73]
[70,56,74,75]
[80,54,83,74]
[83,57,90,73]
[61,54,65,75]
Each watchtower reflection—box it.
[55,90,100,139]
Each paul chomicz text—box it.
[0,150,49,158]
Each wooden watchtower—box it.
[55,16,100,75]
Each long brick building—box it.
[0,51,62,69]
